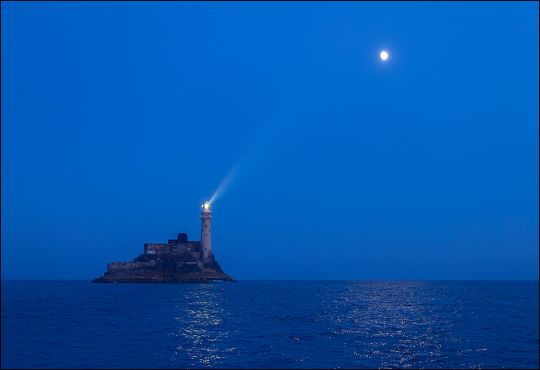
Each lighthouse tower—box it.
[200,201,213,264]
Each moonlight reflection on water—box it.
[172,285,232,367]
[162,281,538,369]
[1,281,537,368]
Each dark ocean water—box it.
[1,280,538,369]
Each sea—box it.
[1,280,538,369]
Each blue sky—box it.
[2,2,538,280]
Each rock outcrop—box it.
[92,233,233,283]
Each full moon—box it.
[380,50,389,61]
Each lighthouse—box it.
[200,201,213,264]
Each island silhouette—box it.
[92,202,233,283]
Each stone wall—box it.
[144,241,201,255]
[144,243,169,255]
[170,242,201,253]
[107,260,157,272]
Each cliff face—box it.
[92,234,233,283]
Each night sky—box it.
[2,2,538,280]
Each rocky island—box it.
[92,202,233,283]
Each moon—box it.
[379,50,389,61]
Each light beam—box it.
[208,163,240,206]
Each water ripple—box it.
[1,281,538,368]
